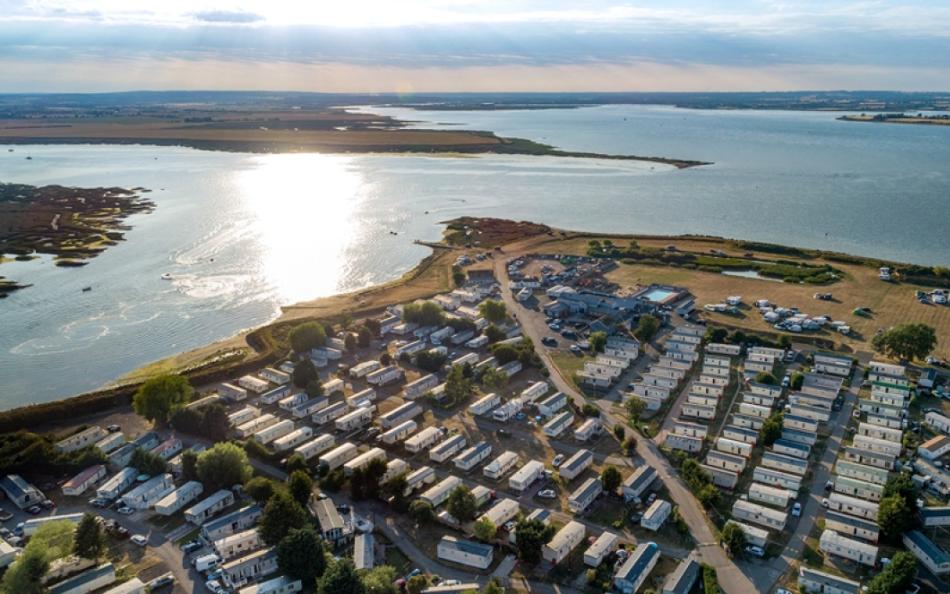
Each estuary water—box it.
[1,104,948,407]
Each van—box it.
[193,553,221,573]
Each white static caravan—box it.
[335,406,374,432]
[731,499,787,531]
[574,418,602,442]
[229,406,261,427]
[666,434,703,453]
[520,381,550,403]
[537,392,569,418]
[835,460,889,486]
[151,437,183,460]
[674,420,709,439]
[430,434,467,463]
[22,513,85,537]
[762,451,808,476]
[748,482,794,508]
[559,449,594,482]
[454,441,492,471]
[429,327,455,345]
[294,434,336,461]
[783,415,819,433]
[543,521,586,565]
[843,446,895,470]
[687,393,717,408]
[343,447,387,477]
[184,489,234,525]
[96,468,138,501]
[706,343,741,356]
[404,427,445,453]
[825,511,880,543]
[238,375,270,394]
[468,393,501,416]
[318,443,359,472]
[584,531,619,568]
[738,402,771,419]
[492,398,524,422]
[395,340,427,359]
[221,548,279,589]
[479,498,520,527]
[382,459,410,484]
[62,464,107,497]
[379,402,423,429]
[278,392,308,412]
[722,425,758,445]
[260,367,291,385]
[254,420,295,445]
[219,383,249,402]
[622,466,658,502]
[731,414,764,431]
[789,403,831,423]
[346,388,376,409]
[834,475,884,502]
[725,520,769,549]
[312,402,349,425]
[56,426,108,454]
[154,481,204,516]
[853,434,902,457]
[350,360,383,379]
[753,467,802,493]
[705,450,747,474]
[236,414,279,439]
[819,530,878,567]
[772,439,811,460]
[858,422,903,443]
[703,465,739,489]
[641,499,672,532]
[273,426,314,452]
[681,402,716,420]
[366,365,405,387]
[292,398,328,420]
[509,460,545,492]
[483,451,520,480]
[451,352,480,368]
[379,420,418,445]
[120,473,175,510]
[322,378,345,396]
[716,437,753,458]
[404,374,440,400]
[826,493,879,521]
[214,528,263,562]
[404,466,436,496]
[95,432,125,455]
[420,475,462,508]
[543,411,574,438]
[569,477,603,513]
[259,385,290,405]
[465,335,489,349]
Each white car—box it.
[537,489,557,499]
[552,454,565,468]
[117,506,134,515]
[131,534,147,547]
[791,502,802,517]
[205,579,227,594]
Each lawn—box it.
[549,350,595,390]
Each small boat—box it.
[82,286,92,292]
[25,156,32,160]
[161,273,172,280]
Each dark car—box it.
[560,329,577,339]
[181,540,203,554]
[25,505,42,515]
[541,336,557,347]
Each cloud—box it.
[191,10,264,24]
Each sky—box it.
[1,0,948,92]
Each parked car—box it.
[552,454,565,468]
[25,505,42,515]
[537,489,556,500]
[106,424,121,433]
[181,540,203,554]
[0,510,12,522]
[131,534,147,547]
[541,336,558,347]
[791,502,802,517]
[205,579,227,594]
[117,506,134,515]
[821,498,829,508]
[744,545,765,558]
[148,573,175,590]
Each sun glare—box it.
[237,154,363,303]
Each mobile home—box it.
[430,434,467,463]
[483,451,520,480]
[318,443,359,472]
[294,434,336,461]
[509,460,544,492]
[343,447,387,477]
[379,402,423,429]
[184,489,234,525]
[379,420,417,445]
[404,427,445,453]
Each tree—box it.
[589,331,607,353]
[133,374,193,424]
[582,403,600,417]
[197,442,252,491]
[361,566,398,594]
[277,527,326,583]
[452,266,466,287]
[73,513,104,560]
[883,473,917,503]
[865,551,917,594]
[290,322,327,353]
[760,413,783,446]
[380,352,393,366]
[0,547,48,594]
[306,378,325,398]
[513,518,556,564]
[202,403,231,441]
[491,343,519,365]
[720,523,747,556]
[635,315,660,342]
[790,372,804,390]
[483,579,505,594]
[293,358,319,389]
[443,364,474,406]
[402,301,444,327]
[484,324,506,343]
[381,474,410,511]
[130,447,168,475]
[409,500,434,523]
[285,453,308,475]
[415,349,447,373]
[480,366,508,391]
[601,466,622,493]
[260,492,308,545]
[478,299,507,324]
[704,327,728,344]
[288,470,314,506]
[358,326,373,348]
[872,323,937,361]
[625,396,647,421]
[878,495,915,543]
[344,333,357,352]
[245,476,280,503]
[181,448,198,481]
[473,517,497,542]
[754,372,777,385]
[613,425,625,441]
[447,486,478,522]
[317,560,365,594]
[407,575,429,594]
[349,458,387,500]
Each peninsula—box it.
[838,112,950,125]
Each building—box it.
[437,536,493,569]
[542,521,585,564]
[731,500,787,531]
[120,473,174,510]
[724,520,768,548]
[574,418,602,442]
[613,541,660,594]
[641,499,672,531]
[483,451,520,480]
[0,474,44,509]
[238,576,303,594]
[221,548,279,589]
[154,480,204,516]
[797,567,860,594]
[312,499,347,545]
[101,578,146,594]
[453,441,492,471]
[48,563,116,594]
[319,443,359,472]
[919,435,950,461]
[826,492,879,521]
[568,477,603,513]
[420,476,462,507]
[215,528,263,561]
[748,482,794,509]
[62,465,107,497]
[55,426,108,454]
[185,489,234,525]
[202,505,263,542]
[584,531,619,567]
[479,498,520,527]
[920,506,950,528]
[405,427,444,453]
[925,411,950,435]
[354,532,374,571]
[661,557,699,594]
[813,352,854,377]
[824,511,879,543]
[431,434,468,463]
[509,460,544,492]
[622,466,658,502]
[665,433,703,453]
[559,449,594,482]
[903,530,950,575]
[542,411,574,438]
[468,393,501,416]
[537,392,569,418]
[819,530,877,567]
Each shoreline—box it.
[2,217,947,431]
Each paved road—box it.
[493,257,758,594]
